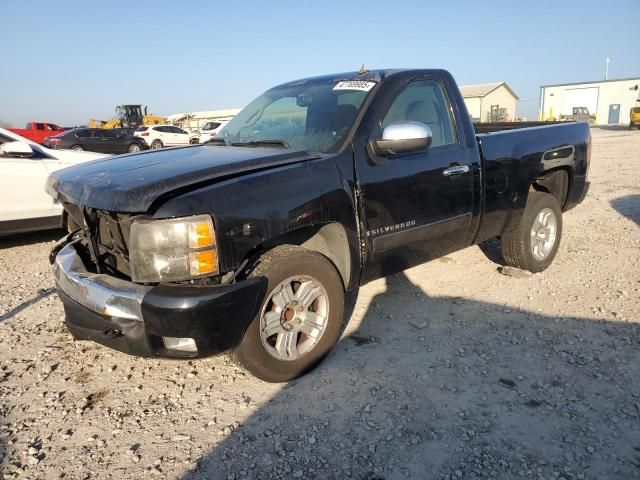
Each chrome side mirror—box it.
[372,121,432,156]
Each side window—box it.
[102,130,118,138]
[156,126,168,133]
[381,79,457,148]
[35,123,45,131]
[90,130,104,138]
[173,126,186,134]
[75,130,90,138]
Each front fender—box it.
[152,152,360,284]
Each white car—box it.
[134,125,199,149]
[198,118,232,144]
[0,127,109,236]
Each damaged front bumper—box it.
[52,242,264,358]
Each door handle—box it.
[442,165,470,176]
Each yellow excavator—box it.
[89,105,165,130]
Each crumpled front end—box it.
[51,224,266,359]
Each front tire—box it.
[128,143,141,153]
[70,145,83,151]
[189,138,199,145]
[501,191,563,273]
[234,245,345,382]
[151,139,163,150]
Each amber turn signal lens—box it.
[189,220,215,248]
[189,250,217,276]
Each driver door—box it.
[157,126,174,145]
[358,78,475,278]
[98,129,121,153]
[172,126,190,145]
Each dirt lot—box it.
[0,127,638,480]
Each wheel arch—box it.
[531,166,571,210]
[246,222,352,290]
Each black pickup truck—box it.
[47,69,590,382]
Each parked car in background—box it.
[630,107,640,129]
[44,128,148,154]
[0,128,108,235]
[134,125,199,149]
[198,118,232,144]
[560,107,596,124]
[9,122,66,145]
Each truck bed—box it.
[473,120,590,243]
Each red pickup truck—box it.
[9,122,66,145]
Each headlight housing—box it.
[129,215,218,283]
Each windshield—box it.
[219,79,375,153]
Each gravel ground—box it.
[0,127,639,480]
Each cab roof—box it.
[275,69,442,89]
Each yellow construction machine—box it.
[89,105,165,130]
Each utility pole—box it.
[605,57,610,80]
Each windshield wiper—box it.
[231,139,290,149]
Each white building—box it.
[459,82,519,122]
[539,77,640,125]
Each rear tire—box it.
[501,191,563,273]
[151,140,163,150]
[70,145,83,151]
[234,245,345,382]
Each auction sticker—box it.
[333,81,376,92]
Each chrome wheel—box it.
[71,145,83,151]
[128,143,141,153]
[259,275,329,361]
[530,207,557,260]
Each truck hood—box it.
[46,144,320,212]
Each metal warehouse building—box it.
[539,77,640,126]
[460,82,519,122]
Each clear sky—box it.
[1,0,638,127]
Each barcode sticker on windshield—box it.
[333,81,376,92]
